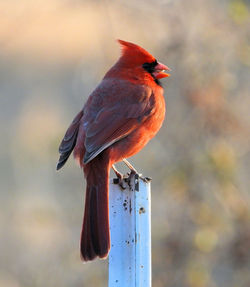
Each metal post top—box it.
[109,173,152,287]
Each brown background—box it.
[0,1,249,286]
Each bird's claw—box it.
[118,178,127,190]
[113,172,127,190]
[113,161,151,189]
[126,169,141,189]
[142,176,152,183]
[113,170,137,190]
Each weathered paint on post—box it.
[108,174,151,287]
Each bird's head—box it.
[117,39,170,82]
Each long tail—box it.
[80,156,110,261]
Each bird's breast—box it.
[108,86,166,163]
[143,87,165,136]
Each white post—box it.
[108,174,152,287]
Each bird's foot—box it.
[126,169,137,189]
[141,176,152,183]
[112,165,127,190]
[113,161,152,189]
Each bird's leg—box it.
[112,164,126,190]
[123,159,139,175]
[122,159,144,188]
[112,164,123,179]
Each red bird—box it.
[57,40,170,261]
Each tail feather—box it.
[81,187,97,260]
[80,157,110,261]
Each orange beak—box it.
[153,62,171,79]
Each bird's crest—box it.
[117,39,155,66]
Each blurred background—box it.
[0,0,249,286]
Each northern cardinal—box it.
[57,40,170,261]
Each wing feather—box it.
[56,110,83,170]
[82,81,155,164]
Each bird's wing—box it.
[83,82,155,164]
[57,110,83,170]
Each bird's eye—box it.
[142,60,158,74]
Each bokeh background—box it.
[0,0,249,286]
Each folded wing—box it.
[83,83,155,164]
[57,110,83,170]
